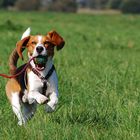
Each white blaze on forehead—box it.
[31,35,47,57]
[37,35,43,44]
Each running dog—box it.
[6,28,65,125]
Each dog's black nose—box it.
[36,46,44,54]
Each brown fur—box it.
[6,64,28,100]
[6,79,21,102]
[8,48,19,75]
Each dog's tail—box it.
[9,49,19,75]
[8,27,31,75]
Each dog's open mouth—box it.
[33,55,48,71]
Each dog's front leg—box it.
[46,91,58,113]
[28,91,48,104]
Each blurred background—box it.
[0,0,140,14]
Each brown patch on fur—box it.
[9,48,19,75]
[6,78,21,102]
[46,31,65,50]
[6,64,29,102]
[16,36,30,60]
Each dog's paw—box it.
[22,94,28,103]
[18,119,26,126]
[36,94,48,104]
[28,98,36,104]
[24,112,34,121]
[18,121,23,126]
[46,104,55,113]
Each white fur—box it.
[11,92,37,125]
[11,93,25,125]
[21,27,31,40]
[38,35,42,43]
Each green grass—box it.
[0,11,140,140]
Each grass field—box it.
[0,11,140,140]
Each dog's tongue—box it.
[36,64,45,71]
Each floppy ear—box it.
[47,31,65,50]
[16,36,30,60]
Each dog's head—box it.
[16,29,65,70]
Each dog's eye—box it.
[31,41,37,45]
[44,41,50,44]
[44,41,51,45]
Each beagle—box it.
[6,28,65,125]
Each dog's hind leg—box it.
[11,92,25,125]
[6,79,25,125]
[22,102,37,121]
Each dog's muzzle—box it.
[33,55,48,71]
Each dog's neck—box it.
[30,56,53,77]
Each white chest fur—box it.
[28,71,43,92]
